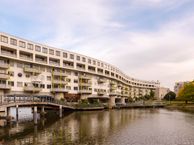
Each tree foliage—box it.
[163,91,176,101]
[177,82,194,103]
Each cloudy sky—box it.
[1,0,194,89]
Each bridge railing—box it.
[0,95,73,107]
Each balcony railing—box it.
[97,91,106,95]
[78,89,92,94]
[79,75,91,80]
[0,62,9,69]
[23,67,41,74]
[98,78,106,84]
[0,84,11,89]
[1,51,17,58]
[24,86,42,92]
[0,73,9,79]
[53,71,68,77]
[51,88,68,93]
[20,55,33,61]
[52,80,68,85]
[79,81,92,87]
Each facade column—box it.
[109,96,116,109]
[16,105,19,121]
[121,97,126,105]
[59,105,62,118]
[33,106,38,125]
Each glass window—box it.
[88,59,91,64]
[19,41,26,48]
[56,51,60,56]
[27,43,33,50]
[35,45,41,52]
[42,47,48,54]
[10,38,17,46]
[17,82,23,87]
[70,54,74,59]
[82,57,86,62]
[93,60,96,65]
[76,55,80,61]
[1,35,8,43]
[49,49,54,55]
[63,52,67,58]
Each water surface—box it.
[1,109,194,145]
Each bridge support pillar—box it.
[16,105,19,121]
[33,106,38,125]
[109,96,116,109]
[121,97,126,105]
[59,105,62,118]
[40,106,45,117]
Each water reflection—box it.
[1,109,194,145]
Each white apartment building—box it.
[155,87,170,100]
[0,32,160,104]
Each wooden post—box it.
[33,106,38,125]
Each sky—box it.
[1,0,194,90]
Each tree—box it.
[163,91,176,101]
[177,82,194,104]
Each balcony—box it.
[0,62,9,69]
[0,84,11,90]
[79,75,91,80]
[51,88,68,93]
[109,91,118,96]
[23,67,41,74]
[79,81,92,87]
[78,89,92,94]
[53,71,68,77]
[122,91,129,97]
[24,86,42,92]
[52,80,68,85]
[110,81,117,85]
[0,73,9,80]
[20,55,33,61]
[1,50,17,58]
[98,78,106,84]
[97,90,106,95]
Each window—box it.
[8,71,14,77]
[8,81,14,86]
[49,49,54,55]
[88,59,91,64]
[93,60,96,65]
[17,82,23,87]
[70,54,74,59]
[98,62,100,66]
[40,84,45,88]
[47,76,51,81]
[63,52,68,58]
[17,63,23,68]
[66,86,71,90]
[1,35,8,43]
[74,87,78,90]
[26,74,30,78]
[10,38,17,46]
[66,78,71,82]
[47,84,51,89]
[19,41,26,48]
[27,43,33,50]
[56,51,60,56]
[35,45,41,52]
[76,55,80,61]
[42,47,48,54]
[74,79,78,83]
[82,57,86,62]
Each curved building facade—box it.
[0,32,159,105]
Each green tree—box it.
[177,82,194,104]
[163,91,176,101]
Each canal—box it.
[1,108,194,145]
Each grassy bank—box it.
[165,101,194,113]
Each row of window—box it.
[1,35,117,70]
[0,35,157,86]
